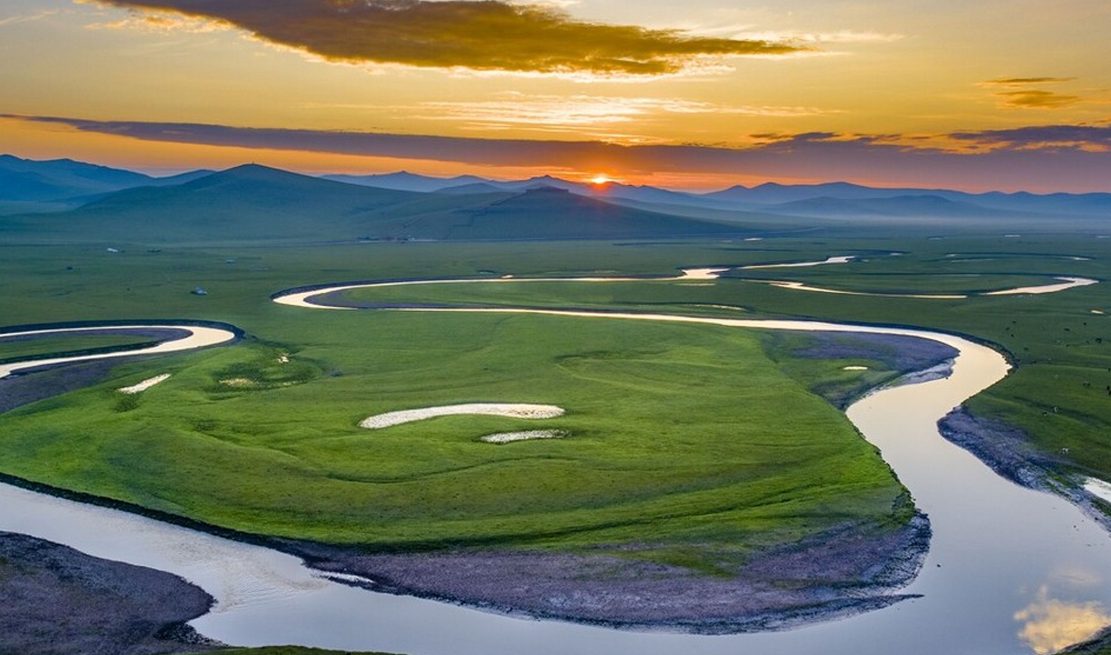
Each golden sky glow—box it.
[2,0,1110,191]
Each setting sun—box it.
[589,173,614,185]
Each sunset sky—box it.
[2,0,1110,191]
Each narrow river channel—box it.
[2,280,1110,655]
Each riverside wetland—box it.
[2,230,1111,654]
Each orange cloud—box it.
[85,0,805,75]
[985,77,1076,86]
[982,77,1082,109]
[998,90,1080,109]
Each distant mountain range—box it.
[0,162,746,244]
[1,154,1107,244]
[0,154,210,203]
[322,167,1111,219]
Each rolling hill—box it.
[4,155,1107,244]
[0,165,426,244]
[409,185,745,240]
[0,165,749,244]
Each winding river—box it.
[0,324,237,380]
[2,275,1111,655]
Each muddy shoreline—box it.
[285,513,930,635]
[0,531,220,655]
[937,407,1111,654]
[939,407,1111,534]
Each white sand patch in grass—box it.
[219,378,298,389]
[764,280,968,300]
[220,378,257,388]
[757,277,1099,300]
[118,373,170,394]
[360,403,565,429]
[480,430,568,444]
[742,255,855,270]
[843,366,870,371]
[678,267,730,280]
[983,277,1098,296]
[1085,477,1111,505]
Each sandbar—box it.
[481,430,567,444]
[742,256,855,270]
[1086,477,1111,505]
[982,277,1098,296]
[118,373,171,395]
[0,325,237,380]
[360,403,565,429]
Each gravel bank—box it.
[766,331,959,409]
[289,513,930,634]
[0,531,219,655]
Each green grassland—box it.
[0,310,907,565]
[1,229,1109,577]
[716,237,1111,479]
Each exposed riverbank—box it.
[0,531,219,655]
[285,513,930,634]
[939,407,1111,534]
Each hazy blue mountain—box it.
[2,166,746,244]
[435,175,716,209]
[149,169,215,186]
[2,164,428,244]
[965,190,1111,216]
[771,195,1018,219]
[0,154,154,202]
[419,185,745,240]
[0,154,215,205]
[5,158,1107,244]
[322,171,489,192]
[435,182,509,195]
[318,170,1111,218]
[700,181,1111,218]
[703,182,970,205]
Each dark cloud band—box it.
[88,0,803,74]
[6,114,1109,191]
[950,123,1111,147]
[985,77,1076,86]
